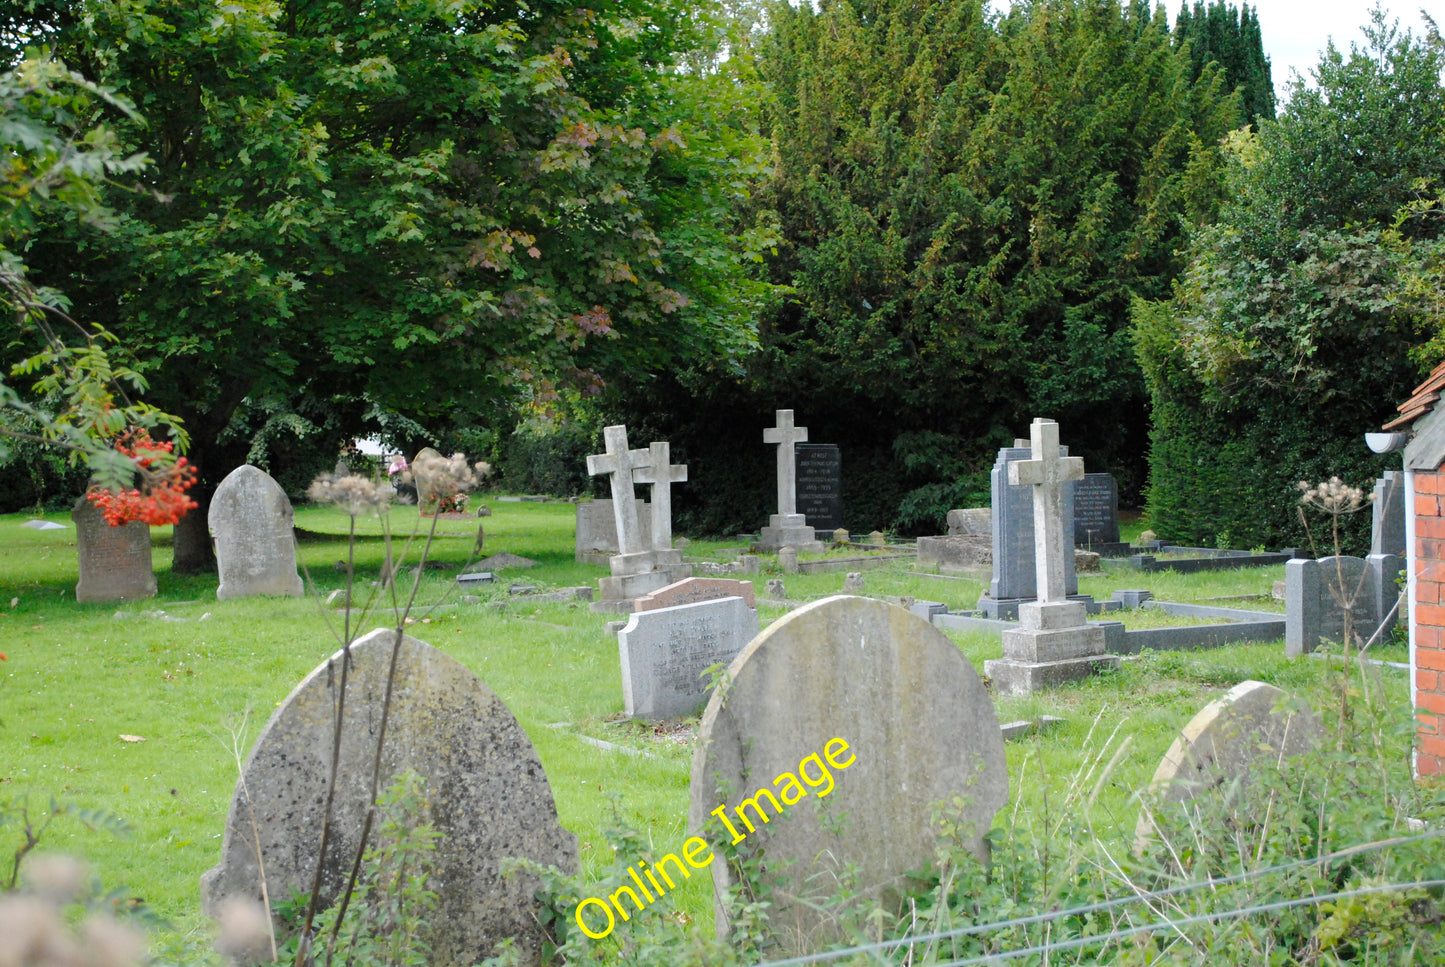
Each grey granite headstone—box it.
[1072,473,1120,545]
[1371,471,1406,556]
[71,497,156,604]
[200,629,577,966]
[1285,554,1404,656]
[618,596,758,719]
[689,596,1007,955]
[976,444,1078,617]
[794,443,843,532]
[1135,680,1319,855]
[209,465,303,599]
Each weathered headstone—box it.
[1285,554,1404,657]
[634,576,756,611]
[1072,473,1120,546]
[71,497,156,604]
[765,578,785,599]
[946,508,990,537]
[1135,681,1319,855]
[976,437,1083,619]
[985,419,1118,694]
[778,546,799,573]
[690,596,1007,955]
[842,572,865,593]
[917,535,991,573]
[759,410,825,552]
[618,597,759,719]
[209,465,303,600]
[794,443,843,532]
[574,499,652,565]
[200,629,578,966]
[1371,471,1406,556]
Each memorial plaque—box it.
[794,444,842,532]
[1072,473,1120,545]
[618,597,758,719]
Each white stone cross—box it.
[586,425,652,557]
[632,441,687,551]
[763,410,808,519]
[1008,418,1084,604]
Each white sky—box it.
[1197,1,1435,103]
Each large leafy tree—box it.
[10,0,770,568]
[724,0,1238,527]
[1174,0,1274,123]
[1134,10,1445,550]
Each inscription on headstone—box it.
[794,444,842,532]
[1072,473,1120,545]
[618,597,758,719]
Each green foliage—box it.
[498,417,603,497]
[1136,11,1445,551]
[1174,1,1275,123]
[8,0,774,563]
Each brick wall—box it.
[1415,469,1445,775]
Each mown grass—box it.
[0,500,1412,953]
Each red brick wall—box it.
[1416,469,1445,775]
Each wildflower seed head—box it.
[412,451,482,504]
[1297,477,1371,516]
[213,897,273,966]
[308,473,392,516]
[24,854,89,905]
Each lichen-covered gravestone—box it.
[71,497,156,603]
[209,465,303,599]
[200,629,578,966]
[1135,680,1319,856]
[689,595,1007,955]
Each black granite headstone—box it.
[1073,473,1120,545]
[795,444,843,531]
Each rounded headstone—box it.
[1135,680,1319,855]
[690,596,1007,954]
[200,629,577,966]
[208,465,303,599]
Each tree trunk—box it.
[171,492,215,573]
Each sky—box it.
[1210,1,1435,103]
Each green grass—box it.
[0,500,1412,952]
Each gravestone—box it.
[689,596,1007,955]
[1135,681,1319,856]
[632,441,687,554]
[984,419,1118,694]
[1371,471,1406,556]
[946,508,990,537]
[634,576,756,611]
[1285,554,1404,657]
[794,444,843,532]
[587,426,688,610]
[759,410,825,552]
[575,499,652,565]
[976,438,1085,619]
[1072,473,1120,546]
[71,497,156,604]
[209,465,303,600]
[842,572,865,593]
[200,629,578,966]
[917,535,991,573]
[409,446,447,512]
[618,596,759,719]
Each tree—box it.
[678,0,1241,531]
[0,52,194,514]
[10,0,771,569]
[1134,9,1445,550]
[1174,1,1274,124]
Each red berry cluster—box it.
[86,430,199,527]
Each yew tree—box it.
[11,0,770,569]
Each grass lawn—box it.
[0,499,1418,954]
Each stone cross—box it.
[763,410,808,519]
[586,426,652,557]
[1008,418,1084,604]
[632,441,687,551]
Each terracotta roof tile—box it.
[1386,360,1445,431]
